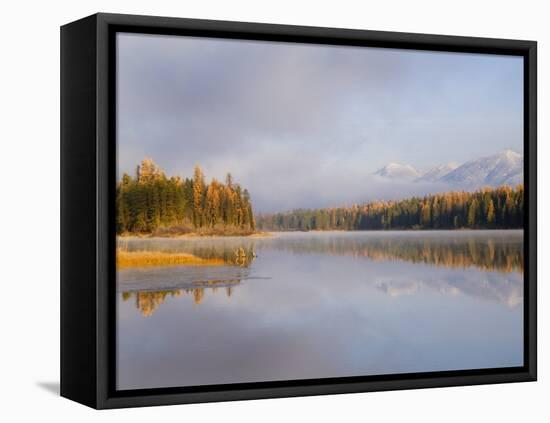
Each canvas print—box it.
[115,33,524,390]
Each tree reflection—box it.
[119,232,524,316]
[270,234,523,274]
[117,239,257,268]
[122,279,242,316]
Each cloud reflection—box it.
[119,231,523,316]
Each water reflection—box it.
[119,230,523,274]
[123,285,237,316]
[264,232,523,274]
[118,238,256,268]
[123,270,522,317]
[117,231,524,389]
[375,271,522,307]
[118,231,524,316]
[118,263,254,315]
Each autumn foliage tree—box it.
[256,185,524,231]
[116,159,255,234]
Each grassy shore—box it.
[117,250,226,269]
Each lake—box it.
[116,230,524,390]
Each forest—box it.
[116,159,256,235]
[256,185,524,231]
[117,159,524,235]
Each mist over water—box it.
[116,230,523,390]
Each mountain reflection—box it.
[376,272,522,308]
[119,231,524,317]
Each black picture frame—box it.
[61,12,537,409]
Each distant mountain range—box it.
[374,162,421,180]
[374,149,523,189]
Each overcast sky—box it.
[117,33,523,212]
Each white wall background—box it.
[1,0,546,420]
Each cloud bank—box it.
[117,33,523,212]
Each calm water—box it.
[116,230,524,390]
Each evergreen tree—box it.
[193,165,205,228]
[256,185,523,232]
[116,159,257,234]
[467,199,477,227]
[486,199,495,226]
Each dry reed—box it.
[117,249,226,269]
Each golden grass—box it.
[117,249,226,269]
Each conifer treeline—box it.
[256,185,524,231]
[116,159,255,234]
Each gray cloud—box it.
[117,33,523,212]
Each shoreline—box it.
[116,228,522,241]
[117,231,277,240]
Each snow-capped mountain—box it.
[441,149,523,187]
[416,162,459,183]
[374,162,421,181]
[373,150,523,189]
